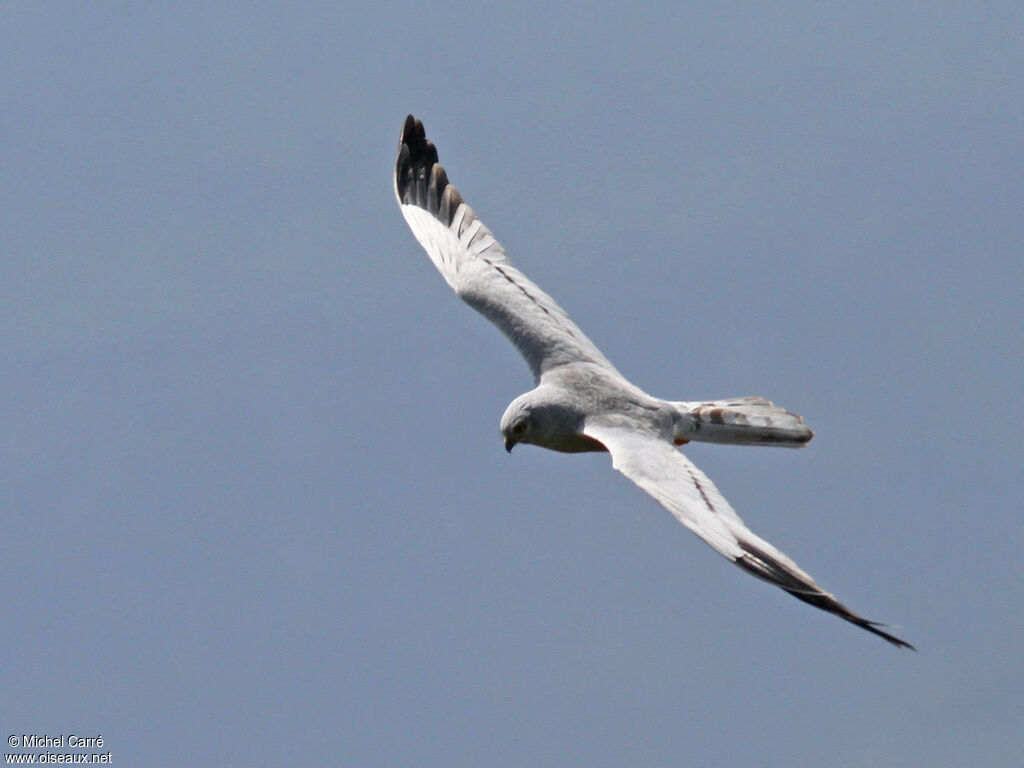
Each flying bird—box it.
[393,114,912,649]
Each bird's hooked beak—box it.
[504,435,517,453]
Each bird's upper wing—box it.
[583,418,914,649]
[394,115,620,382]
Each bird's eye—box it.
[512,421,527,435]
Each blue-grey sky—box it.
[3,3,1022,766]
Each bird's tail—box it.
[672,396,814,448]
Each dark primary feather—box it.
[735,540,915,650]
[395,115,463,226]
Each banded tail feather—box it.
[675,396,814,448]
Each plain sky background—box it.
[3,2,1022,766]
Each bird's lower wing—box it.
[583,420,913,649]
[394,115,620,382]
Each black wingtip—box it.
[781,587,916,650]
[402,113,417,140]
[398,114,436,167]
[735,540,915,650]
[396,115,461,225]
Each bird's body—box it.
[394,114,912,649]
[501,364,676,453]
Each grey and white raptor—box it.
[394,114,912,649]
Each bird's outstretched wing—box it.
[583,419,914,649]
[394,115,620,382]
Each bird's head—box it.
[500,387,592,453]
[500,394,536,453]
